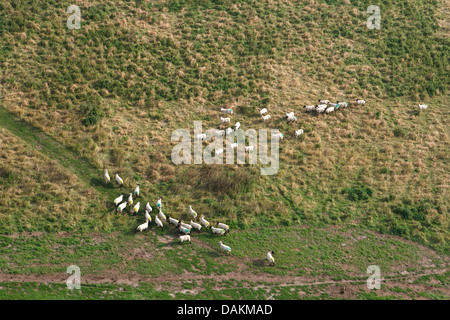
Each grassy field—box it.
[0,0,448,299]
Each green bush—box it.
[80,103,104,127]
[342,185,373,201]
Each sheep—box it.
[179,225,190,235]
[260,108,268,115]
[145,211,151,223]
[136,219,149,233]
[190,220,202,231]
[128,193,133,206]
[155,215,164,228]
[196,133,207,140]
[319,99,330,104]
[295,129,304,138]
[211,226,226,236]
[336,101,348,108]
[104,170,111,184]
[179,221,192,231]
[285,112,295,119]
[221,108,233,115]
[272,133,284,141]
[303,105,315,112]
[234,122,241,130]
[189,205,197,219]
[146,202,152,212]
[245,145,254,152]
[215,148,224,156]
[226,127,233,135]
[219,241,231,254]
[216,129,225,137]
[179,235,191,244]
[200,215,210,228]
[316,105,327,114]
[217,223,229,233]
[230,142,238,149]
[133,202,140,215]
[115,174,124,187]
[117,202,127,213]
[356,99,366,105]
[286,115,297,122]
[114,194,123,206]
[158,208,167,221]
[418,104,428,111]
[326,106,335,114]
[220,117,231,123]
[134,184,140,198]
[157,197,162,209]
[262,114,271,121]
[267,251,275,266]
[168,215,179,227]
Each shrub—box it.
[342,184,373,201]
[80,103,104,127]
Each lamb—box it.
[267,251,275,266]
[295,129,304,137]
[179,235,191,244]
[200,215,210,228]
[215,148,224,156]
[115,174,124,187]
[285,112,295,119]
[104,170,110,184]
[156,197,162,209]
[145,202,152,212]
[168,215,179,227]
[221,108,233,115]
[145,211,151,223]
[158,208,167,221]
[319,99,330,104]
[220,117,231,123]
[117,202,127,213]
[133,202,140,215]
[260,108,268,115]
[325,106,335,114]
[190,220,202,231]
[336,101,348,108]
[262,114,271,121]
[217,223,229,232]
[134,184,140,198]
[418,104,428,111]
[211,226,226,236]
[316,105,327,114]
[128,193,133,206]
[114,194,123,206]
[234,122,241,130]
[136,219,149,233]
[245,145,254,152]
[155,215,163,228]
[303,105,315,112]
[219,241,231,254]
[356,99,366,105]
[272,133,284,141]
[179,225,190,235]
[189,205,197,219]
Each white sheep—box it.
[179,221,192,231]
[356,99,366,105]
[245,145,254,152]
[303,105,315,112]
[220,117,231,123]
[215,148,224,156]
[128,193,133,206]
[285,112,295,119]
[295,129,304,137]
[234,122,241,130]
[221,108,233,115]
[326,106,335,114]
[319,99,330,104]
[179,225,190,234]
[134,184,140,198]
[286,115,297,122]
[216,129,225,137]
[272,133,284,141]
[219,241,231,254]
[226,127,233,135]
[115,174,124,187]
[155,215,163,228]
[200,215,210,228]
[260,108,268,115]
[114,194,123,206]
[230,142,238,149]
[145,211,151,222]
[179,235,191,244]
[189,205,197,219]
[158,208,167,221]
[262,114,271,121]
[146,202,152,212]
[136,219,149,233]
[316,105,327,114]
[104,170,111,184]
[156,197,162,209]
[211,226,226,236]
[267,251,275,266]
[196,133,207,140]
[336,101,348,108]
[190,220,202,231]
[418,104,428,111]
[133,202,140,214]
[217,223,229,232]
[168,215,179,227]
[117,202,127,213]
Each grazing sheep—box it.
[356,99,366,105]
[303,105,315,112]
[136,219,149,233]
[133,202,140,215]
[134,184,140,198]
[285,112,295,119]
[196,133,207,140]
[245,145,254,152]
[230,142,238,149]
[158,208,167,221]
[156,197,162,209]
[115,174,124,187]
[217,223,229,232]
[235,122,241,130]
[316,105,327,114]
[418,104,428,111]
[128,193,133,206]
[319,99,330,104]
[155,215,163,228]
[146,202,152,212]
[226,127,234,135]
[104,170,111,184]
[326,106,335,114]
[215,148,224,156]
[260,108,268,115]
[220,117,231,123]
[262,114,271,121]
[295,129,304,138]
[114,194,123,206]
[216,129,226,137]
[145,211,151,222]
[179,221,192,231]
[179,225,190,234]
[179,235,191,244]
[219,241,231,254]
[117,202,127,213]
[189,206,197,219]
[336,101,348,108]
[211,226,226,236]
[221,108,233,115]
[168,215,179,227]
[272,133,284,141]
[190,220,202,231]
[267,251,275,266]
[200,215,210,228]
[286,115,297,122]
